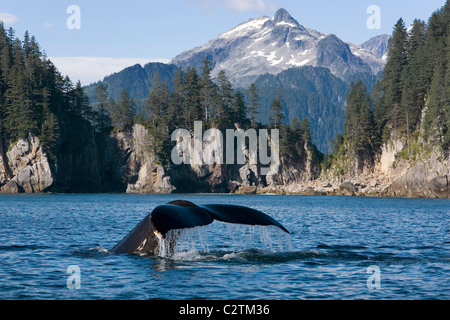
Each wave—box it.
[69,243,449,266]
[0,244,52,251]
[157,245,450,266]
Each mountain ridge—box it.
[171,8,390,87]
[84,8,390,152]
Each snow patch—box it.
[276,21,297,28]
[219,17,269,39]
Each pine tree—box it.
[422,9,447,88]
[382,18,408,134]
[39,88,59,159]
[400,19,427,136]
[300,118,312,145]
[372,80,388,144]
[269,89,285,129]
[94,83,111,132]
[146,73,170,127]
[444,31,450,151]
[231,90,248,125]
[424,53,447,144]
[247,83,260,127]
[199,56,215,124]
[344,81,375,166]
[111,89,136,131]
[4,54,37,139]
[167,68,185,128]
[217,70,233,126]
[74,81,92,122]
[183,67,202,129]
[0,23,12,105]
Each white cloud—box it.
[0,12,19,25]
[188,0,219,12]
[48,57,170,86]
[223,0,274,13]
[188,0,275,13]
[44,21,56,28]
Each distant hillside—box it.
[84,63,178,112]
[248,66,349,152]
[83,8,389,153]
[171,8,387,87]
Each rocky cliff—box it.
[1,125,448,198]
[269,137,450,199]
[0,125,166,194]
[0,133,54,193]
[0,124,318,195]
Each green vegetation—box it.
[379,3,450,152]
[0,24,138,163]
[138,57,319,165]
[327,1,450,177]
[4,0,450,187]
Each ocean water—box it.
[0,193,448,300]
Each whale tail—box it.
[111,200,289,256]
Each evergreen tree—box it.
[382,18,408,134]
[231,90,248,125]
[39,88,59,159]
[247,83,260,127]
[424,53,447,144]
[344,81,375,165]
[110,89,136,131]
[94,83,111,132]
[74,81,92,122]
[269,89,285,128]
[422,8,447,88]
[217,70,233,126]
[5,64,36,139]
[146,73,170,127]
[167,68,185,128]
[183,67,202,128]
[300,118,312,145]
[400,19,427,136]
[372,80,388,144]
[199,56,215,124]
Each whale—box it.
[110,200,289,256]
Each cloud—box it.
[0,12,19,25]
[223,0,274,13]
[188,0,219,12]
[48,57,170,86]
[188,0,275,13]
[44,21,56,28]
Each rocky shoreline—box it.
[1,125,449,199]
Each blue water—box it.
[0,194,448,300]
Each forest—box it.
[328,2,450,172]
[1,0,449,183]
[0,24,319,172]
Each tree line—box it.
[137,57,320,165]
[328,1,450,173]
[0,23,139,165]
[0,24,318,171]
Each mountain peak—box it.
[273,8,298,25]
[172,7,387,86]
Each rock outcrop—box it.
[0,134,54,193]
[1,125,448,198]
[125,125,175,194]
[274,138,450,199]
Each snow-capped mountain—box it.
[172,8,389,87]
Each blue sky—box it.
[0,0,446,84]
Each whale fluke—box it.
[110,200,289,256]
[200,204,290,234]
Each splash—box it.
[156,222,293,258]
[157,226,210,258]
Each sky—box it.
[0,0,447,85]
